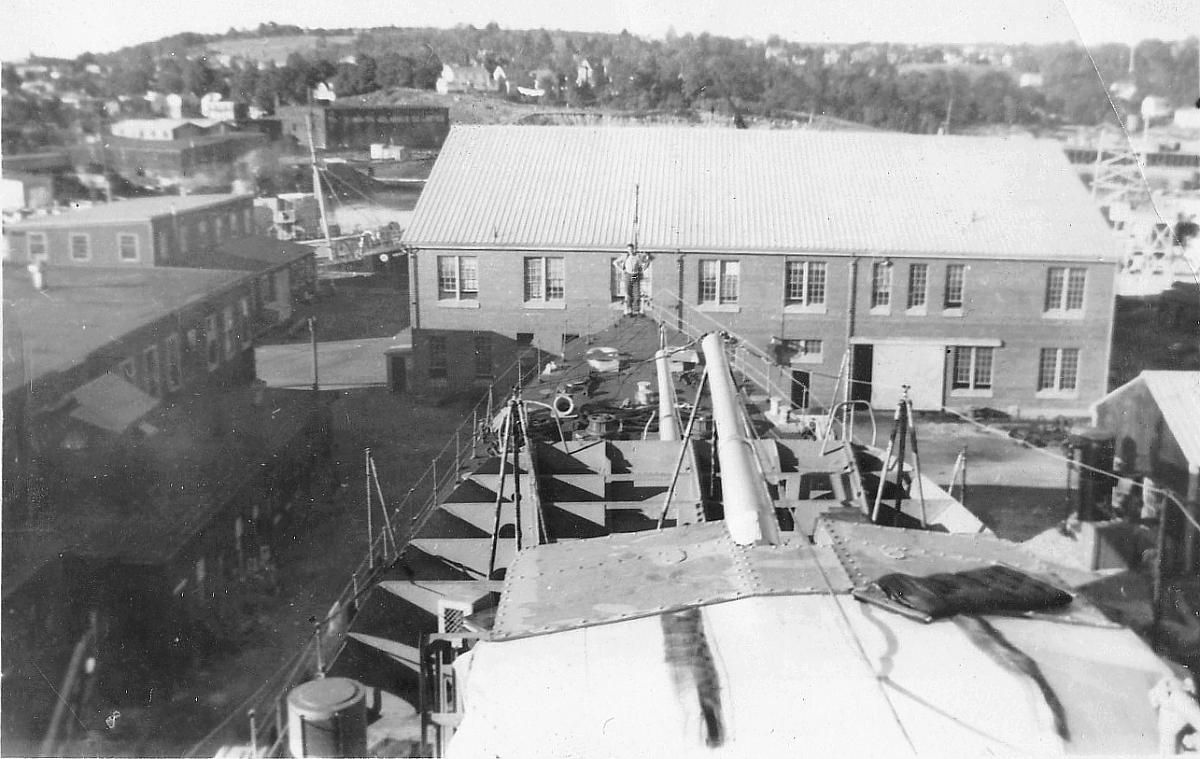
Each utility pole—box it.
[309,317,319,392]
[842,254,858,441]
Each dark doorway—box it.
[388,355,407,393]
[851,345,873,403]
[790,370,810,409]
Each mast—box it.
[306,111,335,257]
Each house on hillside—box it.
[436,63,493,94]
[402,125,1121,417]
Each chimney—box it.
[27,259,47,291]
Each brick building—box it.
[1,264,332,748]
[3,195,317,324]
[402,126,1121,416]
[72,131,268,187]
[276,102,450,151]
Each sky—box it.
[3,0,1197,61]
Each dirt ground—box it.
[876,415,1078,541]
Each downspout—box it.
[676,251,685,333]
[843,254,859,441]
[699,332,780,546]
[408,247,420,330]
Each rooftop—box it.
[405,125,1120,262]
[172,234,315,272]
[2,264,249,395]
[6,194,252,229]
[1139,370,1200,467]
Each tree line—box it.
[4,23,1198,153]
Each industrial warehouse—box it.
[402,125,1121,416]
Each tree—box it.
[182,58,218,96]
[2,64,21,93]
[376,52,414,89]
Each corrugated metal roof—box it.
[405,125,1119,261]
[1141,370,1200,467]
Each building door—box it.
[791,370,810,409]
[851,345,873,403]
[389,355,407,393]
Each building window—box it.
[474,336,492,379]
[906,264,928,310]
[699,259,740,305]
[784,261,826,306]
[1044,267,1086,313]
[142,345,160,397]
[779,338,823,363]
[223,306,236,359]
[69,234,90,261]
[118,233,139,262]
[205,314,220,369]
[164,334,182,391]
[524,257,565,302]
[429,336,448,379]
[261,273,277,303]
[951,346,993,391]
[27,232,47,261]
[214,216,225,241]
[438,255,479,300]
[199,219,211,247]
[239,297,252,346]
[870,261,891,309]
[243,209,253,235]
[1038,348,1079,393]
[943,264,965,309]
[610,257,654,300]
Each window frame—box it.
[428,335,448,380]
[1037,347,1080,395]
[784,260,827,311]
[27,232,48,261]
[222,305,236,360]
[698,259,740,307]
[1044,267,1087,316]
[437,255,480,305]
[780,338,824,364]
[943,264,966,311]
[117,233,140,262]
[69,233,91,262]
[610,256,655,301]
[870,261,892,312]
[523,256,566,307]
[950,346,993,394]
[205,313,221,370]
[164,333,183,392]
[906,263,928,312]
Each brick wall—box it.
[411,247,1117,416]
